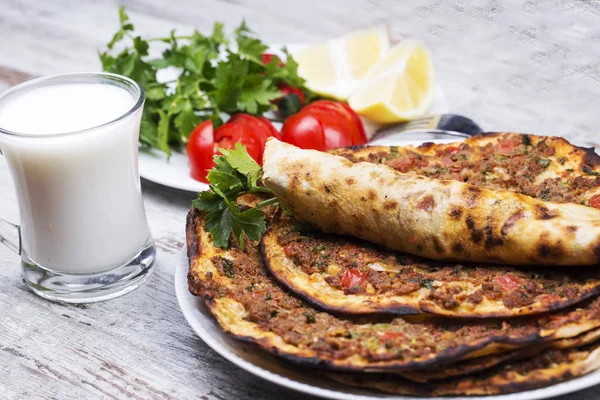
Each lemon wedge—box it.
[348,39,435,123]
[294,26,390,100]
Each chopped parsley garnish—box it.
[537,158,551,168]
[583,165,600,176]
[221,258,235,278]
[305,313,316,324]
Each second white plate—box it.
[139,44,449,193]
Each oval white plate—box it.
[139,44,450,193]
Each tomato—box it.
[258,116,281,140]
[281,113,326,151]
[442,146,460,155]
[214,122,262,163]
[441,157,453,167]
[274,85,305,117]
[497,141,519,154]
[227,114,280,162]
[341,268,368,290]
[186,120,214,183]
[590,195,600,209]
[278,85,306,105]
[305,107,353,149]
[340,102,367,144]
[281,100,366,151]
[261,53,284,67]
[495,274,522,291]
[305,101,366,145]
[381,331,405,341]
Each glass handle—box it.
[0,218,20,254]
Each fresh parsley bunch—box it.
[192,143,278,249]
[99,7,309,156]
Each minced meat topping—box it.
[277,221,600,310]
[336,134,600,207]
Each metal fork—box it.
[370,114,483,142]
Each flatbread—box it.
[262,137,600,266]
[399,327,600,383]
[328,341,600,396]
[187,201,600,373]
[334,132,600,206]
[261,214,600,317]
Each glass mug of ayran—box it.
[0,72,156,303]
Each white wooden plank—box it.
[1,0,600,399]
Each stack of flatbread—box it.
[187,133,600,396]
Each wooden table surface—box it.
[1,1,600,399]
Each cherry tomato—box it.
[341,268,368,290]
[214,122,262,163]
[590,194,600,209]
[186,120,215,183]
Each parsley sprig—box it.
[99,7,311,156]
[193,143,278,249]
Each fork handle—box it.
[438,114,482,136]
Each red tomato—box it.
[258,116,282,140]
[305,107,353,149]
[186,120,214,183]
[340,103,367,144]
[497,141,519,154]
[261,53,284,67]
[381,331,405,341]
[281,113,326,151]
[495,274,522,291]
[341,268,368,290]
[278,85,306,105]
[305,101,366,145]
[443,146,460,155]
[441,157,453,167]
[590,194,600,209]
[281,100,366,151]
[214,122,262,163]
[227,114,281,162]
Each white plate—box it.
[139,44,450,193]
[175,143,600,400]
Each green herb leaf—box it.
[192,191,225,213]
[157,110,172,156]
[118,6,129,24]
[193,144,277,248]
[237,79,281,114]
[100,7,312,156]
[220,143,262,175]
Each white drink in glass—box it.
[0,73,155,302]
